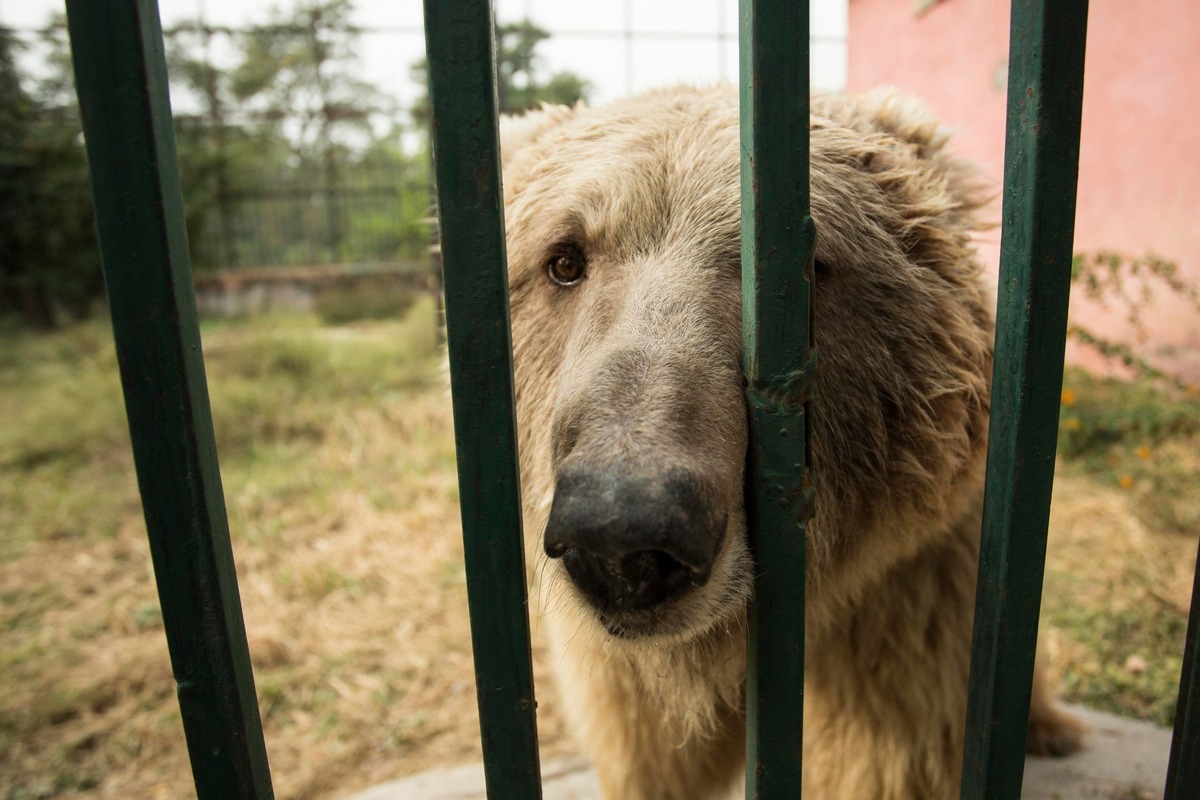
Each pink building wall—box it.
[848,0,1200,378]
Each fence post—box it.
[64,1,274,798]
[740,0,815,796]
[423,1,543,797]
[960,2,1089,798]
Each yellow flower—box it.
[1136,445,1151,460]
[1061,388,1076,407]
[1062,417,1082,431]
[1188,384,1198,397]
[1118,474,1134,490]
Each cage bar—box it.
[422,1,543,797]
[960,2,1089,798]
[63,1,274,798]
[1165,535,1200,797]
[739,0,815,796]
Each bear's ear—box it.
[499,103,579,169]
[826,89,991,229]
[816,88,950,161]
[860,89,948,160]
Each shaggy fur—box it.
[499,86,1083,800]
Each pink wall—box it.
[848,0,1200,379]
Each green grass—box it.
[1043,565,1189,726]
[1060,366,1200,534]
[1045,367,1200,725]
[0,298,443,560]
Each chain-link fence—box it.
[2,1,846,287]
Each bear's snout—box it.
[544,465,727,621]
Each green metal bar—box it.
[1165,535,1200,797]
[422,2,542,797]
[64,1,274,798]
[739,0,814,796]
[960,2,1088,798]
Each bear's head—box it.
[500,87,993,644]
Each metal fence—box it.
[61,0,1200,799]
[184,156,426,271]
[6,4,846,275]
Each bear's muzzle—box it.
[544,465,727,621]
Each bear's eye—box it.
[546,245,587,287]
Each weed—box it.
[1059,367,1200,534]
[1046,598,1186,725]
[1069,250,1200,392]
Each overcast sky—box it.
[1,0,848,114]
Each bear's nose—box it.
[543,465,725,613]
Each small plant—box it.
[1058,251,1200,534]
[1058,368,1200,535]
[1068,250,1200,393]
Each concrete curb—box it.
[342,706,1170,800]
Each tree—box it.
[162,0,417,269]
[228,0,393,155]
[224,0,397,263]
[411,19,592,125]
[165,19,302,270]
[0,25,101,329]
[495,20,591,112]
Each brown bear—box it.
[498,86,1082,800]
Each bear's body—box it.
[498,86,1081,799]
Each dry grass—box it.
[1044,370,1200,724]
[0,302,571,800]
[1,306,1196,799]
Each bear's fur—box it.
[498,86,1083,799]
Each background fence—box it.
[0,0,848,283]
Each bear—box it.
[496,86,1083,799]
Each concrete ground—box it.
[341,706,1171,800]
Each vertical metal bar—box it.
[740,0,814,797]
[422,2,542,798]
[64,1,274,798]
[960,2,1088,798]
[1165,535,1200,798]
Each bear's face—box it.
[502,88,993,645]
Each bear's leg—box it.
[802,526,1083,798]
[802,530,979,799]
[802,692,963,800]
[1026,650,1085,756]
